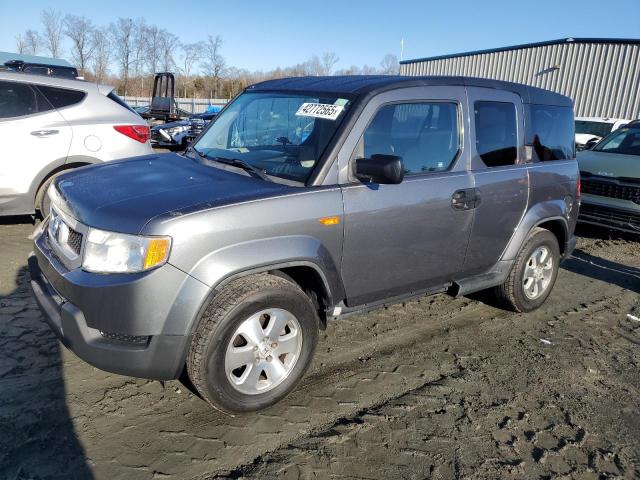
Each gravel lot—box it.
[0,217,638,479]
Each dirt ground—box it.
[0,217,638,480]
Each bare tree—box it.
[380,53,399,74]
[15,34,27,54]
[180,42,203,78]
[144,25,162,75]
[21,30,42,55]
[159,31,179,72]
[41,9,64,57]
[109,18,136,95]
[64,15,95,76]
[91,27,111,82]
[203,35,225,97]
[178,42,204,97]
[321,52,339,75]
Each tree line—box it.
[14,9,400,99]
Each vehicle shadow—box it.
[0,266,94,478]
[561,249,640,293]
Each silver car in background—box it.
[0,71,152,216]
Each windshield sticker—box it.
[296,103,345,121]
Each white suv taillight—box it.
[114,125,150,143]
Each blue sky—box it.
[0,0,638,71]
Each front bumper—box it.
[578,202,640,234]
[29,229,210,380]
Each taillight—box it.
[114,125,150,143]
[576,175,581,199]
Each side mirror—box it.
[355,154,404,184]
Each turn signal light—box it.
[318,216,340,226]
[143,238,171,269]
[114,125,150,143]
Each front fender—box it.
[501,200,570,261]
[180,234,344,305]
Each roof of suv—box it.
[0,70,114,95]
[248,75,572,107]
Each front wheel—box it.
[187,273,319,413]
[494,227,560,312]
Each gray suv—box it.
[29,76,579,412]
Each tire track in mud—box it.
[1,222,639,479]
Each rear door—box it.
[338,86,475,306]
[0,80,72,210]
[462,88,529,275]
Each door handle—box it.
[451,188,480,211]
[31,129,59,137]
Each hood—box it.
[575,133,601,145]
[577,150,640,179]
[53,153,293,233]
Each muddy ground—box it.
[0,218,638,480]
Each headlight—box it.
[82,228,171,274]
[166,125,189,135]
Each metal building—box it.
[400,38,640,119]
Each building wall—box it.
[400,41,640,119]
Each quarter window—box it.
[0,80,52,119]
[356,102,460,175]
[526,105,575,161]
[474,101,517,167]
[37,85,86,109]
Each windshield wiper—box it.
[208,156,272,182]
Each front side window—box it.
[0,80,50,119]
[526,105,575,161]
[355,102,460,175]
[193,92,352,183]
[594,127,640,156]
[474,101,517,167]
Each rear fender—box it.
[501,200,570,261]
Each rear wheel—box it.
[187,273,319,413]
[34,173,60,218]
[494,227,560,312]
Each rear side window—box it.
[0,80,53,119]
[474,101,517,167]
[37,85,86,109]
[526,105,575,161]
[357,102,460,174]
[107,91,136,114]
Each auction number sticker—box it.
[296,103,345,120]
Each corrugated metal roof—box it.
[400,40,640,119]
[400,38,640,65]
[0,51,73,67]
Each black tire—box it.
[35,174,58,218]
[494,227,560,313]
[187,273,319,413]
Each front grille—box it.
[48,210,83,257]
[100,331,150,345]
[67,228,83,255]
[581,179,640,203]
[579,203,640,232]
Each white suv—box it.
[0,71,152,216]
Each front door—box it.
[339,87,475,306]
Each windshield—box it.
[192,91,351,183]
[593,127,640,156]
[575,120,613,138]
